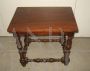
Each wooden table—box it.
[7,7,78,67]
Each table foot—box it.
[61,56,70,65]
[20,57,28,67]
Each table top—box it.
[7,7,78,35]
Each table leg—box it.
[61,34,73,65]
[14,33,73,66]
[15,34,30,67]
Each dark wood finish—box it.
[28,58,61,62]
[61,33,74,65]
[7,7,78,67]
[7,7,78,35]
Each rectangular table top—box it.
[7,7,78,35]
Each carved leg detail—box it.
[20,35,30,67]
[15,34,30,67]
[61,34,73,65]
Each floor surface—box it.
[0,37,90,71]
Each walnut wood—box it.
[14,34,30,67]
[7,7,78,35]
[7,7,78,67]
[61,34,74,65]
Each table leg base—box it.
[14,33,74,67]
[20,57,28,67]
[61,57,70,65]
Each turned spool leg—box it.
[20,35,29,67]
[61,34,73,65]
[14,34,30,67]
